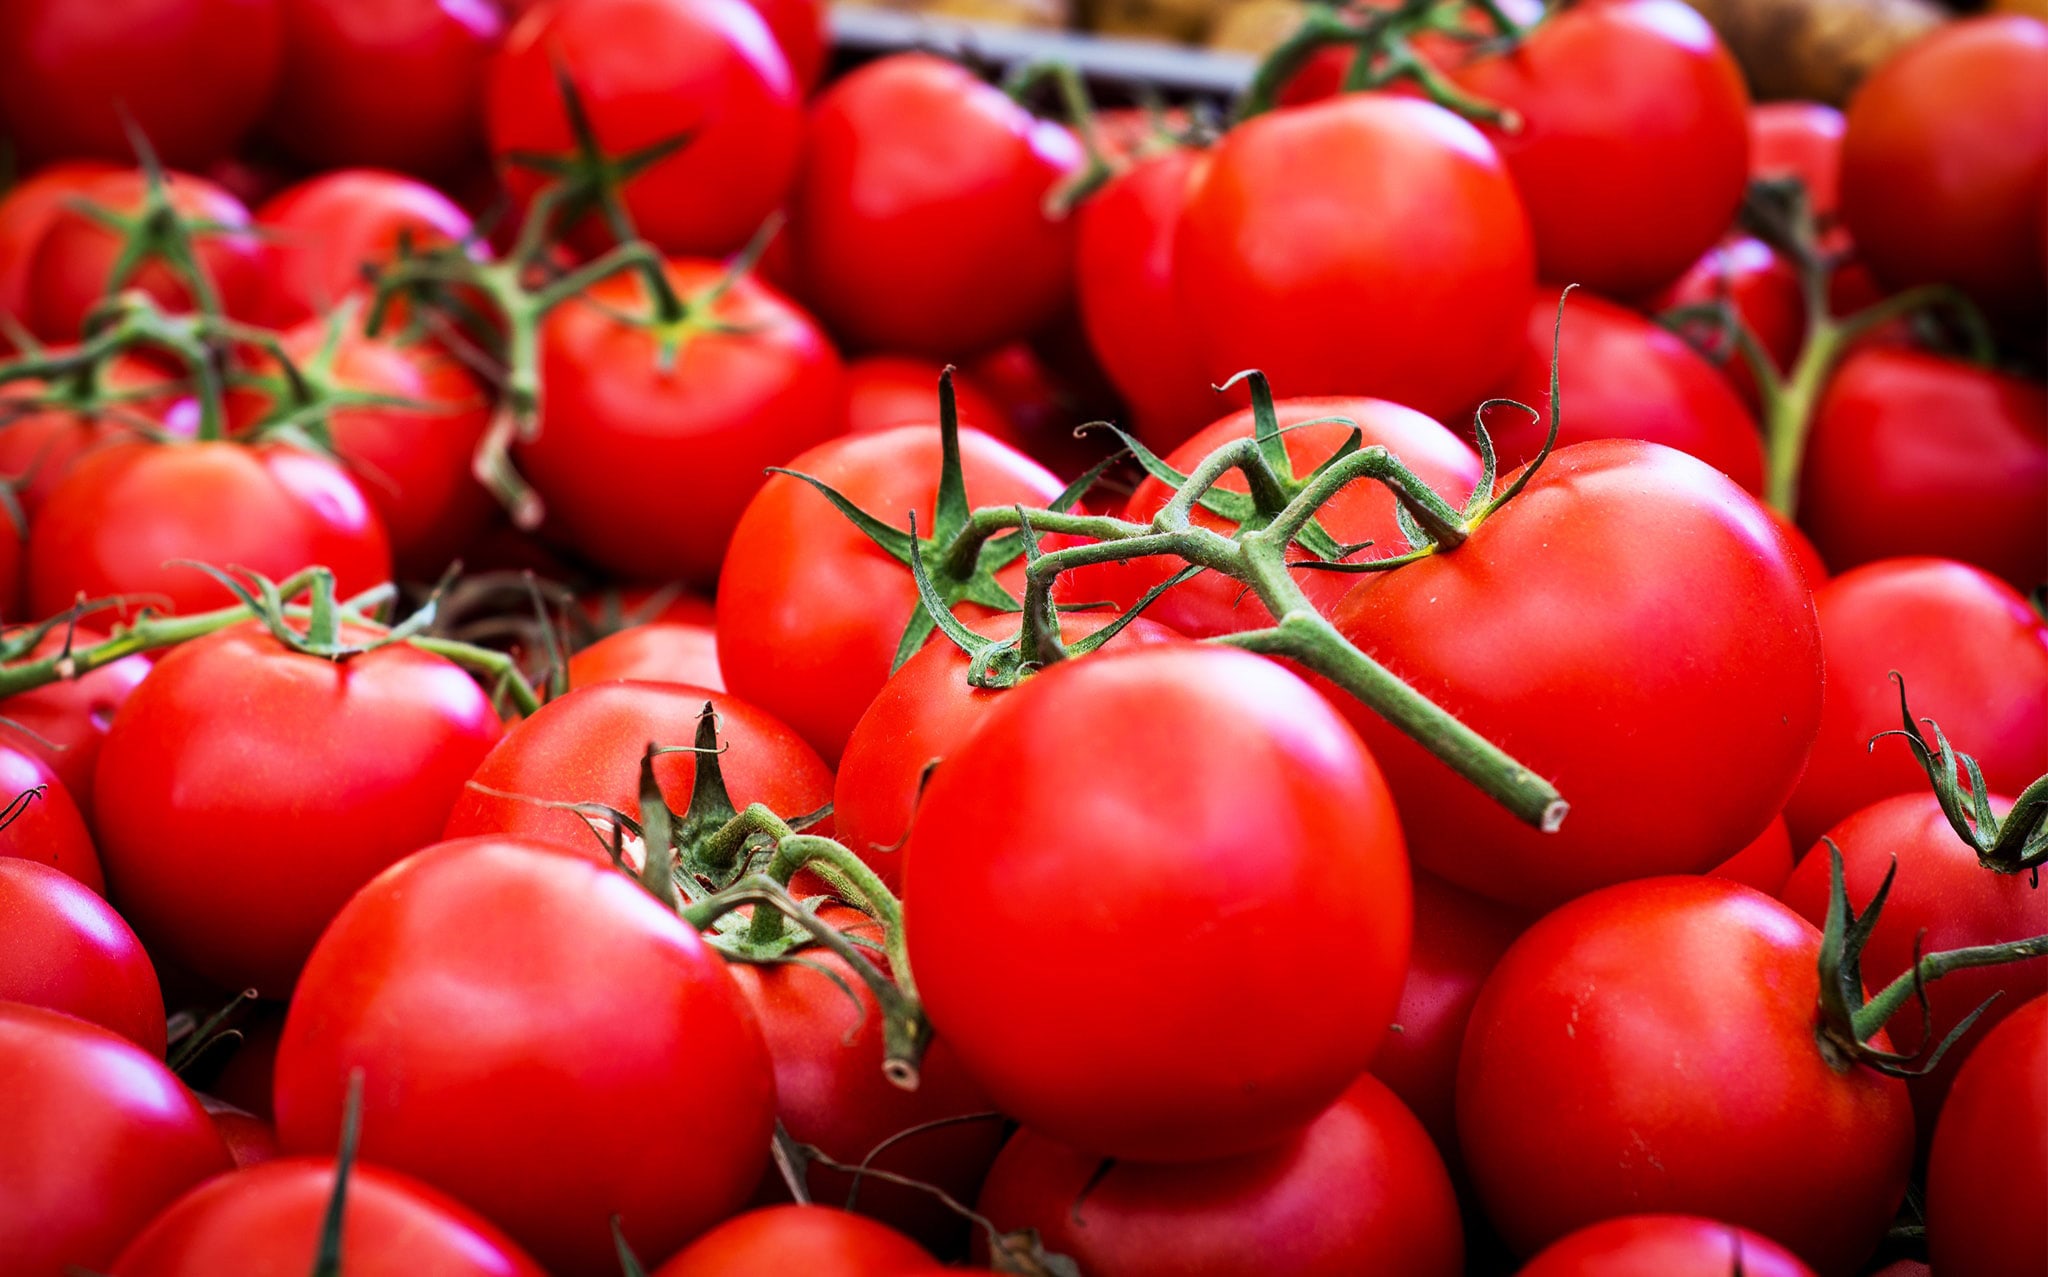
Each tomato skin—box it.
[1449,0,1750,299]
[0,625,151,816]
[0,0,281,170]
[905,646,1411,1163]
[1798,348,2047,592]
[788,54,1083,358]
[1458,877,1912,1272]
[0,1003,233,1277]
[25,440,392,619]
[975,1073,1462,1277]
[198,1098,277,1168]
[488,0,800,259]
[520,262,844,587]
[1333,441,1822,910]
[274,837,775,1276]
[1650,235,1806,412]
[1710,815,1795,896]
[92,624,502,995]
[743,0,824,91]
[1783,558,2048,849]
[654,1206,930,1277]
[0,356,188,516]
[1751,102,1845,221]
[1926,995,2048,1277]
[0,744,104,893]
[253,170,479,330]
[1518,1215,1818,1277]
[567,621,723,692]
[0,858,163,1053]
[841,355,1009,440]
[1839,16,2048,326]
[716,424,1065,764]
[0,162,122,333]
[1175,94,1532,423]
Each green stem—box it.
[765,834,913,999]
[1852,934,2048,1043]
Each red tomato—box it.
[0,744,103,893]
[654,1206,929,1277]
[1783,558,2048,848]
[262,0,504,177]
[567,621,723,692]
[1332,441,1822,909]
[1458,877,1912,1271]
[744,0,825,91]
[1750,101,1845,222]
[198,1097,278,1168]
[0,1003,231,1277]
[1926,994,2048,1277]
[1448,0,1750,299]
[975,1073,1462,1276]
[25,440,392,619]
[961,338,1125,480]
[905,645,1410,1161]
[0,0,281,170]
[488,0,801,259]
[253,169,480,330]
[1798,348,2047,592]
[1519,1215,1818,1277]
[1839,16,2048,326]
[274,836,775,1275]
[1174,94,1532,422]
[1710,815,1795,896]
[788,54,1082,358]
[0,857,163,1052]
[0,356,190,516]
[1651,235,1806,411]
[519,261,843,587]
[0,625,151,816]
[92,623,502,994]
[0,162,122,333]
[716,424,1065,763]
[842,355,1008,439]
[0,513,22,620]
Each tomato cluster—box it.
[0,3,2044,1276]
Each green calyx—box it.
[1878,673,2047,879]
[1236,0,1531,125]
[72,123,236,325]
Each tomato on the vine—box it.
[0,162,121,335]
[0,857,164,1053]
[567,621,724,692]
[0,744,103,893]
[0,625,151,817]
[1518,1215,1818,1277]
[655,1207,929,1276]
[1926,994,2048,1277]
[252,169,481,330]
[842,355,1010,440]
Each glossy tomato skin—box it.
[1784,558,2048,848]
[1333,441,1822,909]
[789,54,1083,358]
[488,0,800,259]
[0,857,163,1052]
[745,0,825,91]
[1711,815,1795,896]
[1648,236,1806,412]
[716,424,1065,763]
[905,646,1411,1162]
[0,162,121,333]
[567,620,723,691]
[1751,102,1845,220]
[274,837,776,1276]
[654,1206,929,1277]
[841,355,1009,439]
[0,0,281,170]
[1798,348,2047,591]
[1175,94,1532,422]
[1458,877,1913,1272]
[1518,1215,1817,1277]
[0,356,186,515]
[253,170,480,329]
[1449,0,1750,298]
[0,744,104,893]
[26,440,392,618]
[0,625,151,816]
[1926,995,2048,1277]
[1839,16,2048,327]
[93,625,502,995]
[975,1073,1463,1276]
[0,1003,232,1277]
[200,1098,279,1168]
[520,262,844,587]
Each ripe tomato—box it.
[1458,877,1913,1272]
[0,625,152,816]
[1174,94,1532,422]
[1798,348,2047,592]
[1926,994,2048,1277]
[1448,0,1750,298]
[274,836,776,1275]
[1749,101,1845,222]
[1332,441,1821,909]
[1783,558,2048,848]
[788,54,1082,358]
[567,620,723,692]
[975,1073,1463,1276]
[0,744,103,893]
[0,1003,231,1277]
[1650,235,1806,412]
[654,1206,930,1276]
[0,355,190,516]
[93,623,502,994]
[0,162,121,334]
[519,261,843,587]
[1839,16,2048,326]
[906,645,1410,1162]
[488,0,801,259]
[253,169,480,330]
[743,0,824,92]
[198,1097,278,1168]
[0,857,163,1052]
[1518,1215,1817,1277]
[842,355,1009,439]
[1710,815,1795,896]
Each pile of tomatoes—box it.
[0,0,2043,1275]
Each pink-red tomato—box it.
[654,1206,930,1277]
[0,857,163,1052]
[1711,815,1795,896]
[1518,1215,1818,1277]
[253,169,480,329]
[0,355,189,515]
[0,625,152,816]
[0,162,122,333]
[841,355,1009,439]
[567,620,723,691]
[1651,235,1807,412]
[1750,101,1845,222]
[0,744,103,893]
[1926,994,2048,1277]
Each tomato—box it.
[1783,558,2048,848]
[488,0,801,259]
[1710,815,1795,896]
[842,355,1009,439]
[1332,441,1821,909]
[0,514,22,620]
[1839,16,2048,326]
[198,1097,278,1168]
[1798,348,2047,592]
[1518,1216,1818,1277]
[716,423,1064,764]
[744,0,825,91]
[262,0,504,177]
[1750,101,1845,222]
[1651,235,1806,412]
[975,1073,1462,1276]
[25,440,391,619]
[519,261,843,587]
[274,836,775,1275]
[0,1003,232,1277]
[654,1206,930,1276]
[0,857,163,1052]
[0,162,121,335]
[0,355,190,516]
[93,623,501,994]
[1458,877,1912,1272]
[906,645,1409,1161]
[1448,0,1750,299]
[0,0,281,170]
[567,620,723,692]
[788,54,1082,358]
[1479,285,1765,493]
[1174,94,1532,423]
[0,625,151,817]
[961,338,1124,481]
[1926,995,2048,1277]
[0,744,103,893]
[253,169,480,330]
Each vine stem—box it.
[1852,933,2048,1045]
